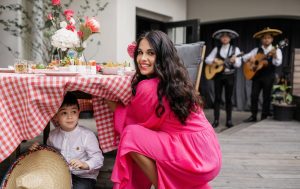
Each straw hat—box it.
[1,146,72,189]
[253,27,282,38]
[212,29,239,39]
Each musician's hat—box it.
[1,146,72,189]
[253,27,282,39]
[212,29,239,39]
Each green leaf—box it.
[44,20,53,28]
[286,94,293,104]
[80,24,92,41]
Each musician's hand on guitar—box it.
[213,58,219,63]
[230,56,236,64]
[249,56,256,63]
[268,48,277,58]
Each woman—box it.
[106,30,221,189]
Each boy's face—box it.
[55,104,80,131]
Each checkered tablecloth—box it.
[0,73,132,162]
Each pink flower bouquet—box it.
[47,0,100,54]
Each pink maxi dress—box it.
[111,78,221,189]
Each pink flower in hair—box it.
[127,42,137,58]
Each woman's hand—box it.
[105,99,118,112]
[69,159,89,170]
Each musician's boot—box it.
[243,115,257,122]
[226,120,234,128]
[261,114,268,120]
[212,120,219,128]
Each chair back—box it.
[175,41,206,92]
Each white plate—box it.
[0,68,15,73]
[44,72,80,76]
[101,67,119,75]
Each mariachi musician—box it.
[243,27,283,122]
[205,29,242,128]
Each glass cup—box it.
[14,59,28,73]
[27,60,36,73]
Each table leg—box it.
[43,122,50,144]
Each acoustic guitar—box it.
[205,53,244,80]
[243,39,288,80]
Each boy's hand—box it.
[69,159,89,170]
[29,142,40,151]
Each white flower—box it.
[60,21,68,28]
[69,18,76,25]
[51,28,80,51]
[82,41,87,48]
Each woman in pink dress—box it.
[106,30,221,189]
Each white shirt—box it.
[47,125,104,180]
[205,44,242,68]
[242,44,282,67]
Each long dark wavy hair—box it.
[131,30,203,125]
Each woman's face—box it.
[136,38,156,77]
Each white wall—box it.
[0,0,186,67]
[187,0,300,23]
[0,0,22,67]
[115,0,187,62]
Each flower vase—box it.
[76,51,87,74]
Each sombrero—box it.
[253,27,282,38]
[1,145,72,189]
[212,29,239,39]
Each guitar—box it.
[243,39,288,80]
[205,53,244,80]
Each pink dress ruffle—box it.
[111,78,222,189]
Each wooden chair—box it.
[175,42,206,93]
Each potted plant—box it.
[272,77,296,121]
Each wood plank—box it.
[211,120,300,189]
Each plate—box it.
[0,68,15,73]
[44,72,80,76]
[101,67,119,75]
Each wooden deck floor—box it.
[210,119,300,189]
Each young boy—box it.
[30,92,104,189]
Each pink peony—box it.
[52,0,60,5]
[66,24,76,32]
[127,42,137,58]
[47,13,53,20]
[64,9,74,20]
[85,17,100,33]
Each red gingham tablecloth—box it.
[0,73,132,162]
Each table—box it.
[0,73,132,163]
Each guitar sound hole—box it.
[255,61,259,65]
